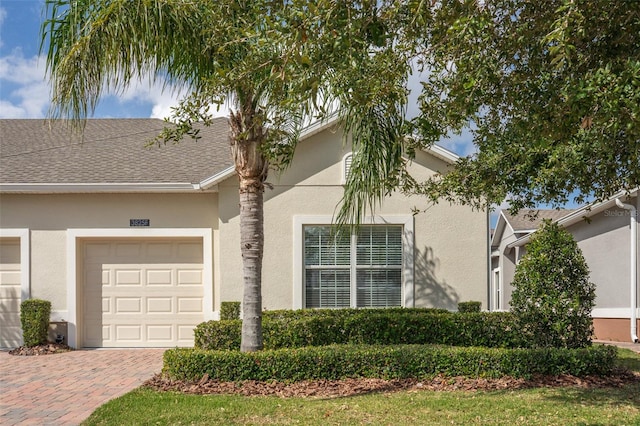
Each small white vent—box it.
[342,152,353,184]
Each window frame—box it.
[293,215,414,309]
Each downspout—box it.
[615,198,638,343]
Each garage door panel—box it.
[115,297,142,313]
[82,238,204,348]
[0,292,21,313]
[114,269,142,286]
[147,325,173,341]
[178,269,202,285]
[147,270,172,286]
[1,239,22,348]
[147,297,172,313]
[178,297,203,313]
[0,270,20,286]
[83,320,107,347]
[115,325,143,342]
[178,326,196,342]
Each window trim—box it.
[293,215,414,309]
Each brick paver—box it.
[0,349,164,425]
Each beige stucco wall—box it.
[217,128,488,311]
[0,193,218,316]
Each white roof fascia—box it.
[507,188,639,249]
[0,182,206,193]
[199,165,236,190]
[489,211,509,248]
[426,144,459,164]
[299,113,340,139]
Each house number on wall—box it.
[129,219,150,227]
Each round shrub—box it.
[511,220,595,349]
[20,299,51,347]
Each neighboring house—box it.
[0,118,488,349]
[491,190,639,342]
[490,209,574,311]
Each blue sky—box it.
[0,0,194,120]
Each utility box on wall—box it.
[48,321,68,345]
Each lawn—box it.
[82,348,640,426]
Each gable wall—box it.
[217,128,488,311]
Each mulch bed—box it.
[8,343,73,356]
[143,369,640,398]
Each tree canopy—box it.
[408,0,640,211]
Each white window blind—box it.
[304,225,402,308]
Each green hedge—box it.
[194,310,525,351]
[263,307,451,321]
[220,302,241,321]
[163,344,617,382]
[458,301,482,313]
[20,299,51,347]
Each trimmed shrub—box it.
[163,344,617,382]
[458,301,481,313]
[195,310,525,350]
[20,299,51,347]
[194,320,241,351]
[511,220,596,349]
[263,307,451,322]
[220,301,241,321]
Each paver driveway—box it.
[0,349,164,425]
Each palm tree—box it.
[42,0,412,352]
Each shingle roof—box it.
[503,209,575,232]
[0,118,232,185]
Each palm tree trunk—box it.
[230,103,268,352]
[239,187,264,352]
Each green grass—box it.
[82,348,640,426]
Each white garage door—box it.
[0,238,22,349]
[82,238,204,348]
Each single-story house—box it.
[0,117,488,349]
[491,190,639,342]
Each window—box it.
[303,225,403,308]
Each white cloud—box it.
[106,75,230,120]
[0,100,28,118]
[0,50,45,84]
[0,51,49,118]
